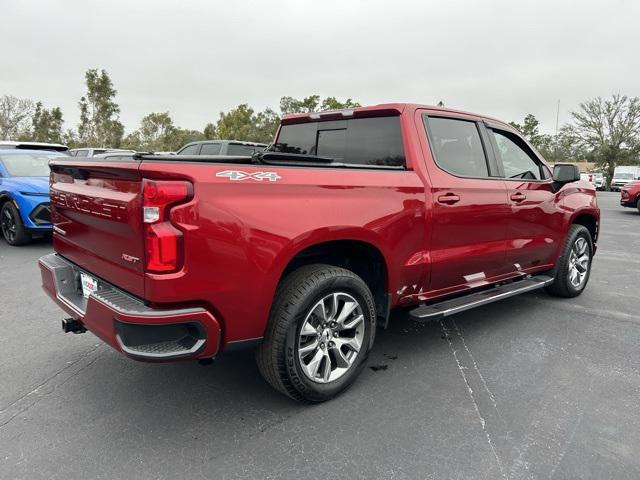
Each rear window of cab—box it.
[275,116,405,168]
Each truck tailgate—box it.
[49,160,145,297]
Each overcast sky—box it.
[1,0,638,135]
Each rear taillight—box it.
[142,179,192,273]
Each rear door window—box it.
[227,144,263,156]
[275,116,405,167]
[200,143,221,155]
[424,117,490,178]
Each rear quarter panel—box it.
[140,160,427,343]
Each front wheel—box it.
[256,264,376,403]
[636,197,640,214]
[546,224,593,298]
[1,202,32,246]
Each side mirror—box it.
[553,164,581,183]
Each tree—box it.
[320,96,360,111]
[253,108,279,143]
[30,102,64,143]
[509,114,553,155]
[216,104,256,141]
[203,122,217,140]
[279,95,360,115]
[214,104,281,144]
[564,95,640,186]
[0,95,34,140]
[122,112,205,152]
[279,95,320,115]
[77,69,124,147]
[63,129,80,149]
[167,129,205,151]
[138,112,175,151]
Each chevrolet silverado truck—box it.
[39,104,600,402]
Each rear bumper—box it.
[39,253,221,361]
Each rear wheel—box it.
[636,197,640,213]
[1,202,32,246]
[256,264,376,402]
[546,224,593,298]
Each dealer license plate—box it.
[80,272,98,299]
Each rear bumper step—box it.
[409,275,554,321]
[39,253,221,361]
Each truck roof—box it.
[181,140,268,147]
[0,140,68,151]
[281,103,510,128]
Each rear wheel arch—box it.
[271,239,390,330]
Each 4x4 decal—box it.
[216,170,282,182]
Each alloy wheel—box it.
[1,207,17,243]
[297,292,365,384]
[568,237,590,288]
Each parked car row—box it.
[2,128,638,248]
[580,172,606,191]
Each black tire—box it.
[546,224,593,298]
[256,264,376,403]
[1,202,32,246]
[636,197,640,214]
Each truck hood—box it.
[0,176,50,194]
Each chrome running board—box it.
[409,275,554,321]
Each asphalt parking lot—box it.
[1,191,639,480]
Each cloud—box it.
[1,0,638,134]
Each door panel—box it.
[503,181,563,270]
[419,113,511,294]
[429,181,511,292]
[486,127,563,271]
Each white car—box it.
[69,148,135,157]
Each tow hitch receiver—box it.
[62,318,87,334]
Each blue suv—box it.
[0,149,66,245]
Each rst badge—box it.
[216,170,282,182]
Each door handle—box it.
[437,193,460,205]
[510,192,526,202]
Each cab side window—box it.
[179,144,200,155]
[490,130,547,180]
[200,143,221,155]
[425,117,490,178]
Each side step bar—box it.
[409,275,554,321]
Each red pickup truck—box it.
[620,181,640,212]
[40,104,599,402]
